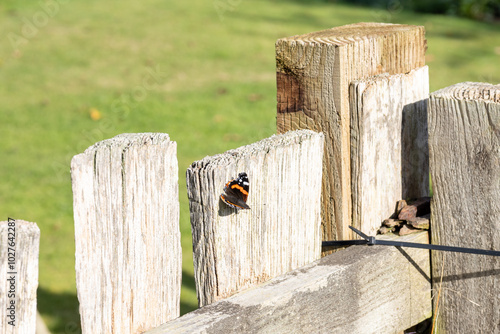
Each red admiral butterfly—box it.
[220,172,250,210]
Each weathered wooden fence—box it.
[276,22,428,242]
[350,66,429,236]
[429,82,500,333]
[2,22,498,334]
[0,219,40,334]
[71,133,181,334]
[147,231,431,334]
[186,130,324,307]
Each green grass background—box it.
[0,0,499,332]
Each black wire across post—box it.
[321,225,500,257]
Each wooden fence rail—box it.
[0,219,40,334]
[146,232,431,334]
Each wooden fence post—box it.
[429,82,500,332]
[350,66,429,236]
[186,130,324,307]
[71,133,181,334]
[0,219,40,334]
[276,23,426,242]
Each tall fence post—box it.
[349,67,429,236]
[186,130,324,307]
[0,219,40,334]
[71,133,181,334]
[276,23,427,243]
[429,82,500,332]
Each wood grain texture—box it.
[71,133,181,334]
[350,67,429,236]
[0,219,39,334]
[186,130,324,307]
[429,82,500,333]
[146,232,431,334]
[276,22,427,243]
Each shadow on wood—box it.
[147,232,432,334]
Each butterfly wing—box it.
[220,173,250,210]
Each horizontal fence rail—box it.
[146,232,431,334]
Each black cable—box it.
[321,225,500,257]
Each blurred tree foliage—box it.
[316,0,500,21]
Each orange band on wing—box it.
[230,184,248,195]
[221,195,247,209]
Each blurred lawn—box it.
[0,0,499,332]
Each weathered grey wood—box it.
[186,130,324,307]
[429,82,500,333]
[71,133,181,334]
[146,232,432,334]
[350,67,429,236]
[0,219,40,334]
[276,23,427,243]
